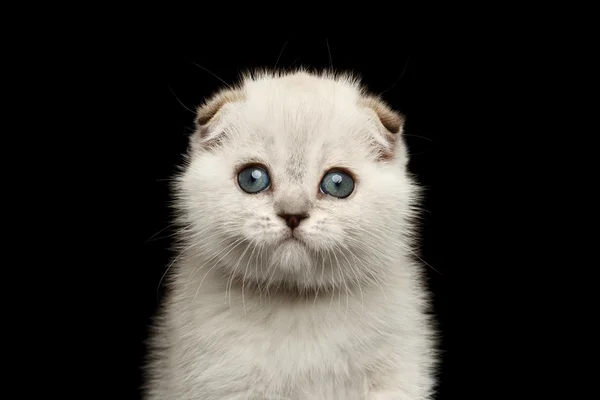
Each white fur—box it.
[145,70,437,399]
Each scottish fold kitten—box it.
[145,70,437,399]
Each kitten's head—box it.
[176,70,417,291]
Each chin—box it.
[268,237,313,276]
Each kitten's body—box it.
[145,70,437,399]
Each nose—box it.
[278,213,309,229]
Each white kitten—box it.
[145,70,437,399]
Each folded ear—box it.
[358,95,407,163]
[191,88,245,151]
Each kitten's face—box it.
[178,72,415,289]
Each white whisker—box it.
[241,241,259,317]
[192,237,247,302]
[226,241,253,308]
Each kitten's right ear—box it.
[191,88,245,151]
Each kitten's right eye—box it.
[237,165,270,194]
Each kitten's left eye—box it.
[320,170,355,198]
[237,165,270,194]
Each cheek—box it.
[241,213,282,242]
[183,157,289,244]
[180,157,246,230]
[182,156,234,201]
[353,166,412,218]
[298,209,347,250]
[238,197,284,242]
[305,176,410,248]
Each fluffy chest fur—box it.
[162,269,423,399]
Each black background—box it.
[55,40,512,399]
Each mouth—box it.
[281,232,304,245]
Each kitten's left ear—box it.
[359,96,408,164]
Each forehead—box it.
[225,75,373,180]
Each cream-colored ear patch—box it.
[195,89,246,129]
[358,95,404,134]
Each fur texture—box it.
[145,70,437,399]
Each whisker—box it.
[326,249,336,315]
[325,38,333,70]
[185,234,240,282]
[192,237,247,302]
[241,241,259,317]
[408,250,443,276]
[157,241,198,300]
[350,224,442,275]
[344,247,366,318]
[379,56,410,96]
[284,57,300,73]
[146,222,187,242]
[313,251,327,307]
[227,242,253,308]
[168,85,195,114]
[274,40,289,70]
[333,243,353,319]
[186,58,232,90]
[403,133,433,143]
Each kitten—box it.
[145,70,437,399]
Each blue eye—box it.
[237,165,270,194]
[320,170,354,198]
